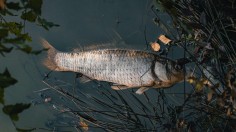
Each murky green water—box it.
[0,0,188,131]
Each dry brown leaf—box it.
[0,0,5,10]
[150,42,160,51]
[79,121,89,131]
[158,35,172,45]
[207,90,213,102]
[195,81,204,92]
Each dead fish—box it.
[42,39,188,94]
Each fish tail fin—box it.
[41,38,60,71]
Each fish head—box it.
[154,59,186,87]
[168,60,185,81]
[169,58,191,75]
[169,57,192,79]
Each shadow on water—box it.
[39,72,190,131]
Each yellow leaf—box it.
[150,42,160,51]
[79,121,88,131]
[158,35,172,45]
[195,81,204,92]
[187,76,196,84]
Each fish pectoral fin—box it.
[135,87,149,95]
[111,85,132,90]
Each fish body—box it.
[42,39,185,93]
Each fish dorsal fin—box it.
[135,87,149,94]
[72,30,133,52]
[73,41,128,52]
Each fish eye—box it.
[174,64,182,70]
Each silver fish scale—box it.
[55,50,157,87]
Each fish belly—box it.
[55,50,156,87]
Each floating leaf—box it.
[187,76,196,84]
[195,81,204,92]
[21,10,37,22]
[2,103,31,121]
[158,35,172,45]
[150,42,160,51]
